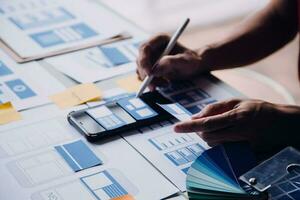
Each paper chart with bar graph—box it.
[122,119,209,192]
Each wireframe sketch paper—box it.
[0,0,129,62]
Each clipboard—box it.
[0,32,132,63]
[239,146,300,199]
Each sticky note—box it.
[117,97,157,120]
[50,83,101,108]
[112,194,135,200]
[55,140,102,172]
[0,102,22,125]
[116,75,141,93]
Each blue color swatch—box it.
[55,140,102,172]
[5,79,36,99]
[186,142,265,199]
[0,61,13,76]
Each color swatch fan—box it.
[186,142,268,200]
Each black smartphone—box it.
[67,91,173,142]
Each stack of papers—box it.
[186,143,266,200]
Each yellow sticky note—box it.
[111,194,135,200]
[0,102,22,125]
[116,75,142,93]
[50,83,101,109]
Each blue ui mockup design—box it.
[117,97,158,120]
[55,140,102,172]
[30,23,98,48]
[5,79,36,99]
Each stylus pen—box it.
[136,18,190,98]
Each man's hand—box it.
[174,99,300,150]
[136,34,210,90]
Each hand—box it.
[136,34,210,90]
[174,99,300,151]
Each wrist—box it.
[196,43,221,72]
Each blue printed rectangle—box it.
[30,23,98,48]
[100,47,130,66]
[182,167,190,174]
[9,7,75,30]
[158,103,192,116]
[95,115,126,130]
[165,144,205,167]
[71,23,98,39]
[5,79,36,99]
[165,151,189,166]
[31,30,64,48]
[187,143,205,156]
[80,170,128,199]
[55,140,102,172]
[117,97,158,120]
[177,148,197,162]
[0,61,13,76]
[186,105,202,114]
[86,106,127,130]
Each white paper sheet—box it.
[46,38,144,83]
[0,105,179,200]
[123,77,238,192]
[0,0,123,59]
[0,49,65,110]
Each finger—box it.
[137,35,170,76]
[148,77,169,91]
[146,34,170,50]
[174,109,238,133]
[137,44,153,75]
[192,99,241,119]
[153,54,184,78]
[136,68,144,81]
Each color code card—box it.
[86,106,126,130]
[55,140,102,172]
[117,98,158,120]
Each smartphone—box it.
[67,91,173,142]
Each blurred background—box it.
[102,0,300,105]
